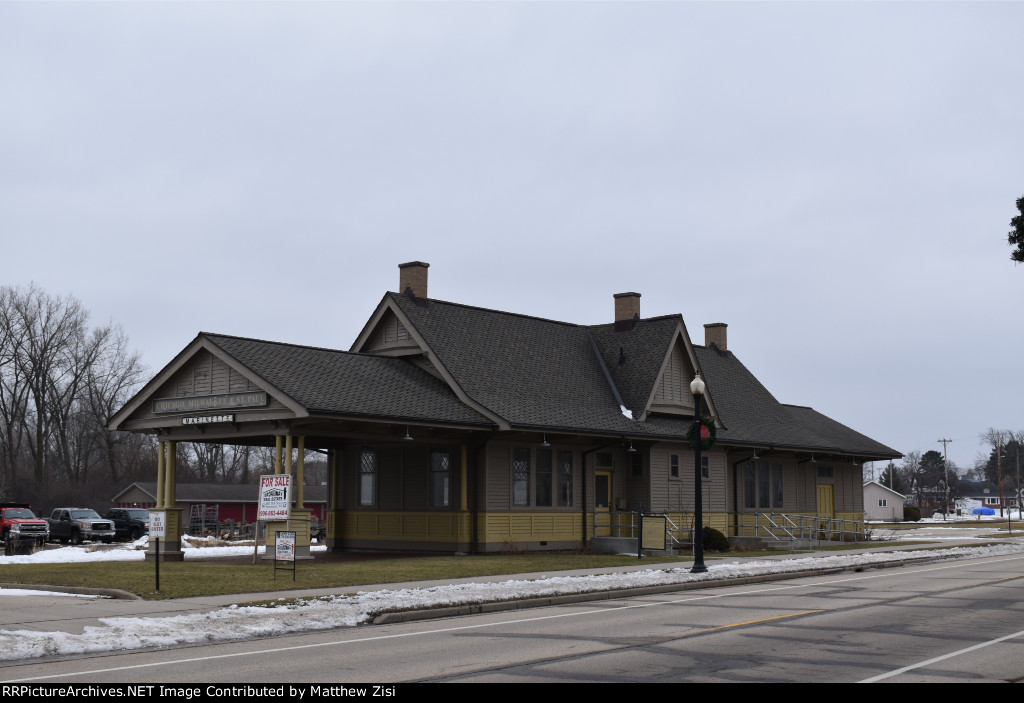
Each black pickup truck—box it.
[104,508,150,541]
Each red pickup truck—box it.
[1,503,50,554]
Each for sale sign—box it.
[257,474,292,521]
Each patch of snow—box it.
[0,588,104,599]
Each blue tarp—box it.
[972,507,996,515]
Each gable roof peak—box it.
[201,331,345,356]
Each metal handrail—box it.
[736,513,868,545]
[595,510,869,549]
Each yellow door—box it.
[595,471,612,537]
[817,484,835,518]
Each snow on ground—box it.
[0,589,103,598]
[0,535,328,565]
[1,538,1024,662]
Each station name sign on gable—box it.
[181,414,235,425]
[153,391,268,414]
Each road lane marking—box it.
[704,610,824,631]
[858,629,1024,683]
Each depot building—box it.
[109,262,901,560]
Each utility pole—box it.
[938,438,952,519]
[998,434,1005,518]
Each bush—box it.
[702,526,730,552]
[904,506,921,522]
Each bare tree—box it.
[0,288,30,493]
[83,326,146,485]
[900,450,922,506]
[5,284,91,486]
[0,284,151,505]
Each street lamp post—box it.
[690,374,707,574]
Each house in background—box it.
[956,480,1006,511]
[862,481,905,522]
[109,262,901,559]
[112,482,327,535]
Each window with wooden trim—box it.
[513,447,531,506]
[359,449,377,507]
[557,450,573,507]
[630,453,643,478]
[743,460,783,510]
[512,447,574,508]
[670,454,679,478]
[536,448,553,507]
[430,449,450,507]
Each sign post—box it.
[149,511,167,591]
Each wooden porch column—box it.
[165,441,177,507]
[461,445,468,510]
[275,435,283,475]
[264,433,312,561]
[296,436,305,509]
[147,440,184,561]
[285,434,293,479]
[156,440,166,508]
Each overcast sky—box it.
[2,1,1021,473]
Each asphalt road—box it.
[3,551,1022,683]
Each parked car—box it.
[104,508,150,541]
[46,508,116,545]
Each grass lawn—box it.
[1,552,692,600]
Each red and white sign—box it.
[149,511,167,538]
[257,475,292,521]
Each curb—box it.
[372,554,937,625]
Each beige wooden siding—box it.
[480,512,581,544]
[651,343,696,412]
[649,448,669,512]
[782,459,798,512]
[705,451,726,512]
[339,511,473,543]
[486,443,511,509]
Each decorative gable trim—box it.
[352,295,510,430]
[638,322,720,425]
[108,334,305,431]
[358,308,422,356]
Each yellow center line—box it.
[993,574,1024,583]
[705,610,825,631]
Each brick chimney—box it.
[704,323,727,351]
[398,261,429,299]
[614,292,641,324]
